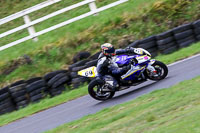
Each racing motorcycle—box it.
[78,48,168,101]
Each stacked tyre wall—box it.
[0,19,200,115]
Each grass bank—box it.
[0,0,200,87]
[45,76,200,133]
[0,41,200,127]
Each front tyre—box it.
[146,60,168,81]
[88,79,115,101]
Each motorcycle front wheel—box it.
[145,60,168,81]
[88,79,115,101]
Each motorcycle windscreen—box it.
[121,66,145,80]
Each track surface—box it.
[0,54,200,133]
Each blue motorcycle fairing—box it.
[121,65,146,80]
[115,55,140,65]
[115,54,150,81]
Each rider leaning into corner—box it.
[96,43,147,91]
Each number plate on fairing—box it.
[78,66,97,77]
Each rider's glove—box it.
[125,47,135,55]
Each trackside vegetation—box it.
[0,0,200,87]
[45,75,200,133]
[0,41,199,127]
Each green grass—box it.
[45,76,200,133]
[0,0,200,87]
[0,0,154,61]
[155,42,200,64]
[0,41,200,127]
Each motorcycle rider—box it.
[97,43,145,91]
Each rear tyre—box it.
[146,60,168,81]
[88,79,115,101]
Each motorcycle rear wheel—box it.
[146,60,168,81]
[88,79,115,101]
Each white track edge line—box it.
[167,53,200,67]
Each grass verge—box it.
[45,75,200,133]
[0,41,200,127]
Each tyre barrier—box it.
[48,74,70,97]
[0,70,71,115]
[44,70,70,97]
[26,79,47,103]
[72,51,91,63]
[10,83,29,109]
[1,19,200,115]
[0,87,16,115]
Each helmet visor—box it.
[105,47,115,54]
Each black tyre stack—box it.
[73,51,91,63]
[88,51,101,60]
[69,59,91,89]
[0,86,15,115]
[156,30,178,54]
[172,23,196,48]
[127,40,140,48]
[137,36,158,57]
[26,77,47,103]
[44,70,70,97]
[193,20,200,41]
[85,59,98,68]
[130,21,200,56]
[129,36,158,57]
[9,80,29,109]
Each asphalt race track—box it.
[0,54,200,133]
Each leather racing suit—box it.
[96,47,143,91]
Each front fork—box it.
[146,60,158,76]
